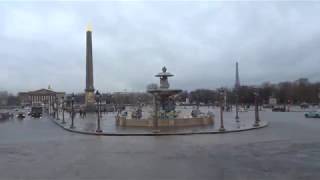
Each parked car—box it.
[304,110,320,118]
[263,104,274,109]
[300,103,309,109]
[0,112,10,120]
[239,107,248,112]
[272,106,286,112]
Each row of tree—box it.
[178,78,320,105]
[65,92,153,106]
[1,78,319,106]
[66,78,320,106]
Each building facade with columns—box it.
[18,89,65,107]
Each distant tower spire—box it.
[235,62,240,89]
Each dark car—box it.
[0,112,10,120]
[17,112,25,119]
[31,106,42,118]
[272,106,286,112]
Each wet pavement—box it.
[0,108,320,179]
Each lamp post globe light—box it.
[70,93,75,129]
[95,90,103,133]
[253,90,260,127]
[219,88,226,132]
[61,96,65,124]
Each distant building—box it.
[185,97,190,104]
[269,97,277,105]
[147,83,158,91]
[294,78,309,86]
[0,91,8,106]
[18,88,65,106]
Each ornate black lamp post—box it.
[153,95,159,130]
[219,89,225,132]
[55,97,59,120]
[235,62,240,122]
[51,101,55,117]
[253,90,260,127]
[61,96,65,124]
[95,90,103,133]
[318,88,320,107]
[70,93,75,129]
[235,90,240,122]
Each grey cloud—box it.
[0,1,320,94]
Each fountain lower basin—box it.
[116,116,214,128]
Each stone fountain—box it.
[116,67,214,130]
[147,67,182,128]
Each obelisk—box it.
[85,25,95,110]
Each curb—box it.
[51,117,269,136]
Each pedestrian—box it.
[79,109,83,118]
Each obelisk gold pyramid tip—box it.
[86,24,92,32]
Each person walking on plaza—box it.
[79,109,83,118]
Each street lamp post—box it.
[55,97,59,120]
[70,93,75,129]
[253,90,260,127]
[219,89,225,132]
[49,98,52,115]
[235,90,240,122]
[61,96,65,124]
[154,95,159,130]
[318,88,320,107]
[95,90,103,133]
[52,102,55,118]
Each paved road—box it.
[0,111,320,180]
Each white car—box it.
[305,110,320,118]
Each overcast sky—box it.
[1,1,320,94]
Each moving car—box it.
[304,110,320,118]
[30,106,42,118]
[17,112,26,119]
